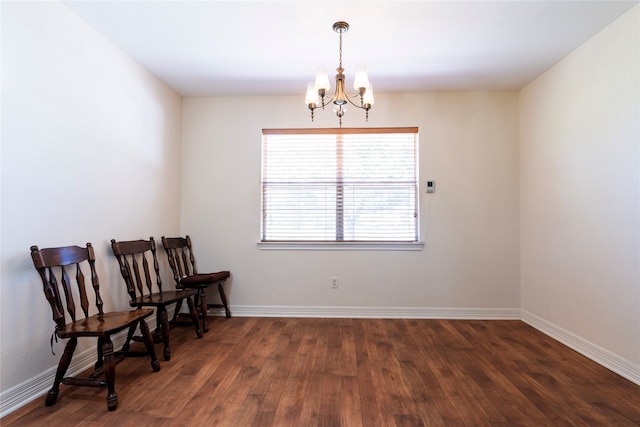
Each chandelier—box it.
[305,21,374,127]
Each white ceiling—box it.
[61,1,638,97]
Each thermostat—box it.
[426,180,435,193]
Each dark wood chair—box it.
[30,243,160,412]
[161,235,231,333]
[110,237,202,361]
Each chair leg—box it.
[121,324,137,353]
[158,306,171,361]
[46,337,77,407]
[95,336,104,372]
[199,288,209,333]
[102,336,118,411]
[186,295,203,338]
[218,282,231,318]
[153,312,163,343]
[172,298,183,324]
[139,319,161,372]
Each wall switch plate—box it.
[426,180,435,193]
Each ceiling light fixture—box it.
[305,21,374,128]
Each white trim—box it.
[222,305,520,319]
[521,310,640,386]
[257,241,424,251]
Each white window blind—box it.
[261,128,419,242]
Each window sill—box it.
[257,241,424,251]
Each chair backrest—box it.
[110,237,163,301]
[161,235,198,285]
[30,243,103,329]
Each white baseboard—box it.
[521,310,640,386]
[223,305,521,319]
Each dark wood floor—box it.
[3,317,640,426]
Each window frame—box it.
[259,127,423,251]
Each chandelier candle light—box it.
[305,21,374,127]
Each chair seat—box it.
[56,309,154,339]
[179,271,230,287]
[129,289,198,307]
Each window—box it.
[260,127,421,249]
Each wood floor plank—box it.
[353,320,386,426]
[297,371,324,426]
[339,375,362,427]
[294,322,330,426]
[3,318,640,426]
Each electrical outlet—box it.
[331,276,339,288]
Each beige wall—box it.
[1,1,183,408]
[181,92,521,312]
[520,6,639,367]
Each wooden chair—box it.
[30,243,160,412]
[110,237,202,361]
[161,235,231,333]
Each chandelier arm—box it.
[318,93,369,110]
[344,95,367,110]
[320,94,337,108]
[318,94,365,110]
